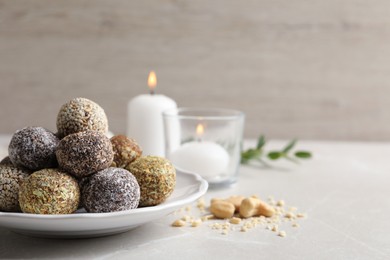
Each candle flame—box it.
[148,71,157,94]
[196,124,204,136]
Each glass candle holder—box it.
[163,107,245,188]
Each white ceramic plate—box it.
[0,170,208,238]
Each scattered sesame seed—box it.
[229,217,241,225]
[292,223,300,228]
[201,214,214,221]
[181,215,191,221]
[191,219,202,227]
[285,212,295,219]
[240,226,248,232]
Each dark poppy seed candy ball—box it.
[110,135,142,168]
[56,131,114,178]
[127,156,176,207]
[8,127,59,171]
[56,97,109,139]
[19,168,80,214]
[0,165,29,212]
[81,167,140,213]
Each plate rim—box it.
[0,170,208,221]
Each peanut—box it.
[210,198,224,204]
[209,200,235,219]
[239,197,275,218]
[239,197,260,218]
[257,200,275,217]
[225,195,245,212]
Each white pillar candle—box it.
[169,124,230,177]
[127,71,177,156]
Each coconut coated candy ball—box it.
[56,97,109,139]
[8,126,59,171]
[0,165,30,212]
[56,131,114,178]
[110,135,142,168]
[18,168,80,214]
[81,167,140,213]
[127,156,176,207]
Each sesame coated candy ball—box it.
[81,167,140,213]
[18,168,80,214]
[8,127,59,171]
[110,135,142,168]
[127,156,176,207]
[0,165,29,212]
[56,97,108,139]
[56,131,114,178]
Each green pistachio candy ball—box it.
[126,156,176,207]
[19,169,80,214]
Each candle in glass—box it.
[170,124,230,177]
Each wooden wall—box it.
[1,0,390,140]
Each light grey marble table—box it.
[0,136,390,260]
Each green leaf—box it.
[283,139,297,153]
[294,151,312,159]
[241,148,261,164]
[256,135,266,150]
[241,157,250,164]
[243,148,261,158]
[268,151,282,160]
[240,135,312,167]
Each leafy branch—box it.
[241,135,312,166]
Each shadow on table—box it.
[0,223,173,259]
[241,163,294,172]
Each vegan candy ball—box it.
[0,156,13,167]
[8,126,59,171]
[18,169,80,214]
[56,131,114,178]
[81,167,140,213]
[127,156,176,207]
[110,135,142,168]
[0,165,30,212]
[56,97,109,138]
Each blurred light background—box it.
[1,0,390,140]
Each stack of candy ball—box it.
[0,97,176,214]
